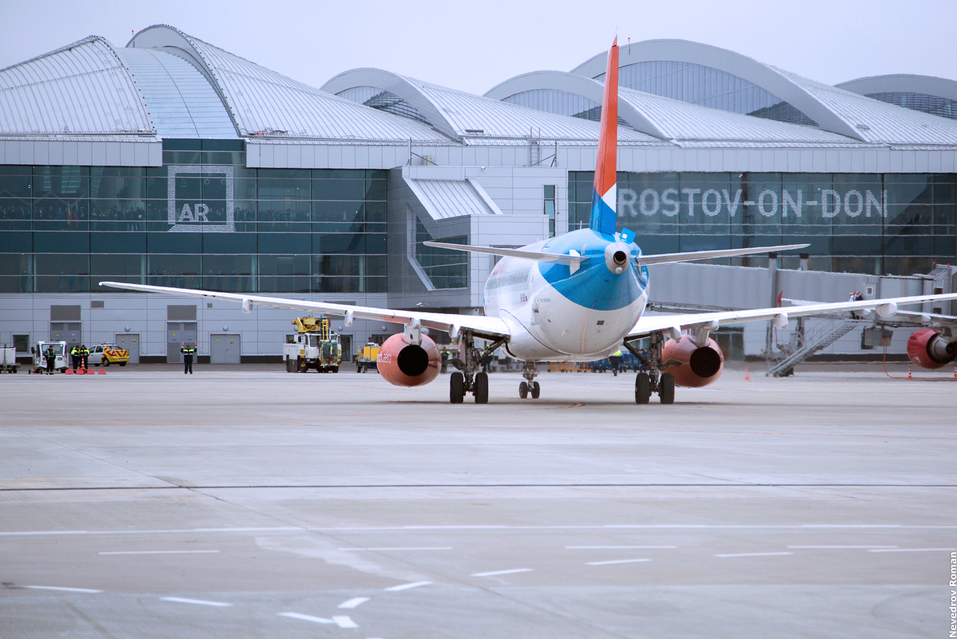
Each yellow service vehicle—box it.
[88,343,130,367]
[356,342,381,373]
[283,316,341,373]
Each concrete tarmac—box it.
[1,363,955,638]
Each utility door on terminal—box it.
[167,323,197,363]
[115,333,140,363]
[209,334,240,364]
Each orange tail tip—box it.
[590,37,619,236]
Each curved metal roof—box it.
[571,39,957,146]
[0,35,155,138]
[117,47,237,139]
[837,74,957,101]
[323,68,659,145]
[128,25,448,143]
[485,71,855,145]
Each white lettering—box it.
[639,189,660,216]
[661,188,679,217]
[822,189,841,218]
[702,189,721,217]
[723,189,742,217]
[865,190,887,218]
[178,203,194,222]
[194,203,210,223]
[783,189,802,218]
[618,188,638,218]
[682,188,701,217]
[758,189,778,217]
[844,190,863,218]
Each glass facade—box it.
[569,172,957,275]
[866,92,957,121]
[596,61,817,126]
[0,140,389,294]
[413,219,467,289]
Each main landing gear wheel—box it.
[474,372,489,404]
[635,372,651,404]
[450,372,465,404]
[658,372,675,405]
[519,381,528,399]
[531,381,540,399]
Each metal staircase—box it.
[766,315,858,377]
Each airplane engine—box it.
[375,333,442,387]
[661,335,724,387]
[906,328,957,370]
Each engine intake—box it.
[907,328,957,370]
[661,335,724,388]
[376,333,441,387]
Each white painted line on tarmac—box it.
[100,550,220,555]
[868,547,957,553]
[161,597,232,607]
[586,558,652,566]
[278,612,335,624]
[339,547,453,551]
[338,597,370,609]
[471,568,533,577]
[333,616,359,629]
[384,581,432,592]
[715,552,794,558]
[788,545,898,549]
[25,585,102,593]
[567,545,677,550]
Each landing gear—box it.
[448,334,505,404]
[625,333,680,405]
[518,361,541,399]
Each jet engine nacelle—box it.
[661,335,724,388]
[906,328,957,370]
[376,332,441,387]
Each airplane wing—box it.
[98,282,511,341]
[626,292,957,340]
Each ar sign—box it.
[167,165,235,233]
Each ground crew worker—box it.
[70,345,79,371]
[44,345,56,375]
[609,349,623,377]
[79,344,89,369]
[181,342,196,374]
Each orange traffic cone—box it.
[744,366,750,381]
[907,365,912,380]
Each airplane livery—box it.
[101,38,957,404]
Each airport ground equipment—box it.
[29,341,67,374]
[283,316,341,373]
[356,342,381,373]
[87,343,130,367]
[0,345,19,373]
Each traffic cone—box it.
[908,365,912,380]
[744,366,750,381]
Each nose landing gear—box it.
[518,361,540,399]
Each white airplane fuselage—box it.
[484,229,649,362]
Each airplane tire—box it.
[474,372,489,404]
[531,381,540,399]
[635,373,651,404]
[659,373,675,405]
[450,372,465,404]
[519,381,528,399]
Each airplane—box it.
[100,37,957,404]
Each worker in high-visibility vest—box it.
[181,342,196,374]
[70,345,80,371]
[78,345,90,369]
[609,349,623,377]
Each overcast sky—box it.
[1,0,955,96]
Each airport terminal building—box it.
[1,25,956,363]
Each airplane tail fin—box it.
[590,37,619,237]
